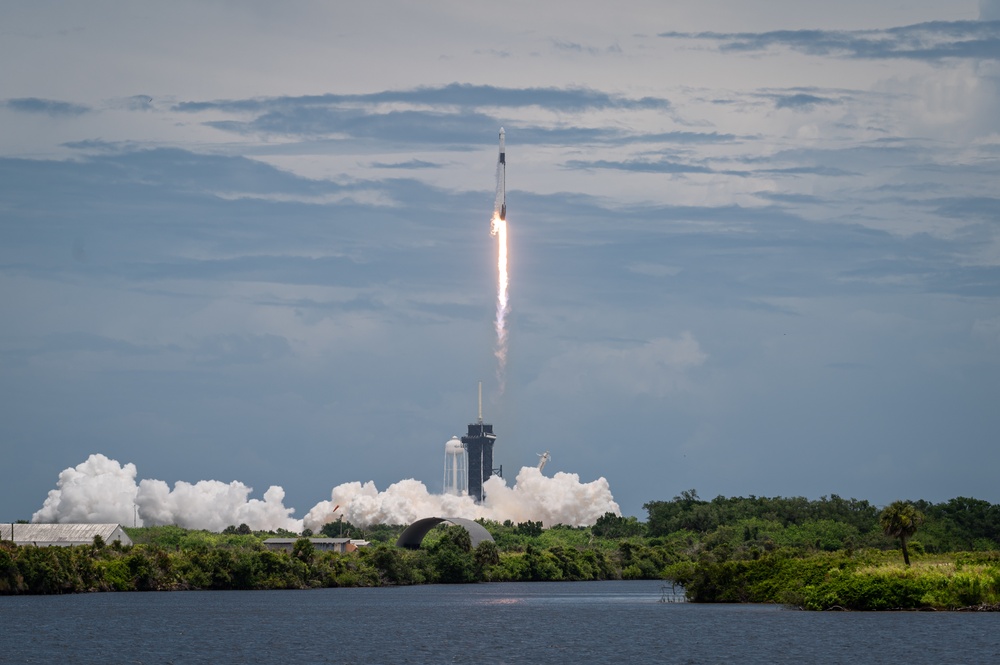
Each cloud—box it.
[771,93,839,110]
[551,40,623,56]
[32,454,140,524]
[34,454,619,531]
[5,97,90,116]
[175,83,670,114]
[193,333,292,366]
[369,159,442,169]
[563,158,720,174]
[304,466,619,529]
[121,95,154,111]
[171,83,674,142]
[659,20,1000,62]
[531,334,708,399]
[756,166,857,177]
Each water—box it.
[2,580,998,664]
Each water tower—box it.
[443,436,468,496]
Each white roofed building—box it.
[1,523,132,547]
[263,537,368,553]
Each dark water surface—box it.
[3,580,999,664]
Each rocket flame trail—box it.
[491,212,509,393]
[492,128,509,393]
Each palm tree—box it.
[879,501,924,566]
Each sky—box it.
[2,1,999,524]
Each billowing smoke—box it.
[303,466,619,530]
[33,454,620,532]
[33,454,141,525]
[33,454,303,532]
[136,480,300,533]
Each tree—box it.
[879,501,924,566]
[430,526,475,583]
[473,540,500,578]
[592,512,646,539]
[292,538,315,563]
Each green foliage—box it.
[222,523,253,536]
[645,491,880,541]
[7,493,1000,600]
[473,540,500,579]
[292,538,315,563]
[368,545,428,585]
[320,520,352,539]
[880,501,924,566]
[430,527,476,583]
[592,512,646,539]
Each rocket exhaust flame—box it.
[492,127,509,393]
[491,212,508,393]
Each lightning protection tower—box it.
[461,382,498,503]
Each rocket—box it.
[498,127,506,221]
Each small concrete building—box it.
[1,523,132,547]
[263,537,369,554]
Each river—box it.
[2,580,998,664]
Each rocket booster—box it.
[498,127,506,221]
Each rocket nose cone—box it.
[499,127,505,135]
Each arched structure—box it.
[396,517,495,550]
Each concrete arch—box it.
[396,517,495,550]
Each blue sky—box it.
[2,1,999,522]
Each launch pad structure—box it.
[461,383,500,503]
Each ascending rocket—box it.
[498,127,506,221]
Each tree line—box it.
[3,492,999,608]
[642,490,1000,555]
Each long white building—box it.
[1,523,132,547]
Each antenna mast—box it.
[477,381,483,423]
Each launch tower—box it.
[462,383,499,503]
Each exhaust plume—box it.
[33,454,620,533]
[303,466,619,530]
[491,212,509,393]
[33,454,303,532]
[491,128,510,393]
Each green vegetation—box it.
[879,501,924,566]
[3,492,999,610]
[646,491,1000,610]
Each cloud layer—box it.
[2,2,998,522]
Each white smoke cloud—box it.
[33,454,302,532]
[136,479,302,533]
[34,454,620,533]
[33,454,140,525]
[303,466,620,530]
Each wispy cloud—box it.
[5,97,90,116]
[770,93,840,110]
[551,40,623,56]
[369,159,442,169]
[564,158,721,175]
[175,83,670,114]
[659,20,1000,62]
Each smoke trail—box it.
[490,212,509,393]
[34,454,620,532]
[491,151,509,393]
